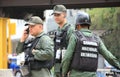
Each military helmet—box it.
[75,12,91,26]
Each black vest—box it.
[54,25,70,63]
[71,31,99,72]
[54,25,70,49]
[23,35,53,70]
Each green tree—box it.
[87,7,120,61]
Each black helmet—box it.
[75,12,91,26]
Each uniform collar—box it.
[36,31,45,38]
[58,23,68,31]
[79,28,93,36]
[80,28,92,33]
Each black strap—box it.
[75,31,96,41]
[62,24,71,32]
[31,37,40,50]
[27,34,46,76]
[28,34,46,56]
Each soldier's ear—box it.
[76,25,80,30]
[41,25,44,29]
[63,12,67,18]
[38,24,42,28]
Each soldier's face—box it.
[54,13,66,25]
[29,24,43,36]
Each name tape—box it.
[83,41,98,46]
[81,52,98,58]
[82,46,97,52]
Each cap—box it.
[52,5,67,15]
[25,16,43,26]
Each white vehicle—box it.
[97,69,120,77]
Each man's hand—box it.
[32,49,37,54]
[20,61,25,66]
[20,28,29,42]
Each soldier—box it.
[52,5,75,77]
[16,16,54,77]
[62,12,120,77]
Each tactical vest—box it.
[54,25,70,49]
[71,31,99,72]
[54,25,70,63]
[23,35,53,70]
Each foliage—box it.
[87,7,120,61]
[88,7,120,29]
